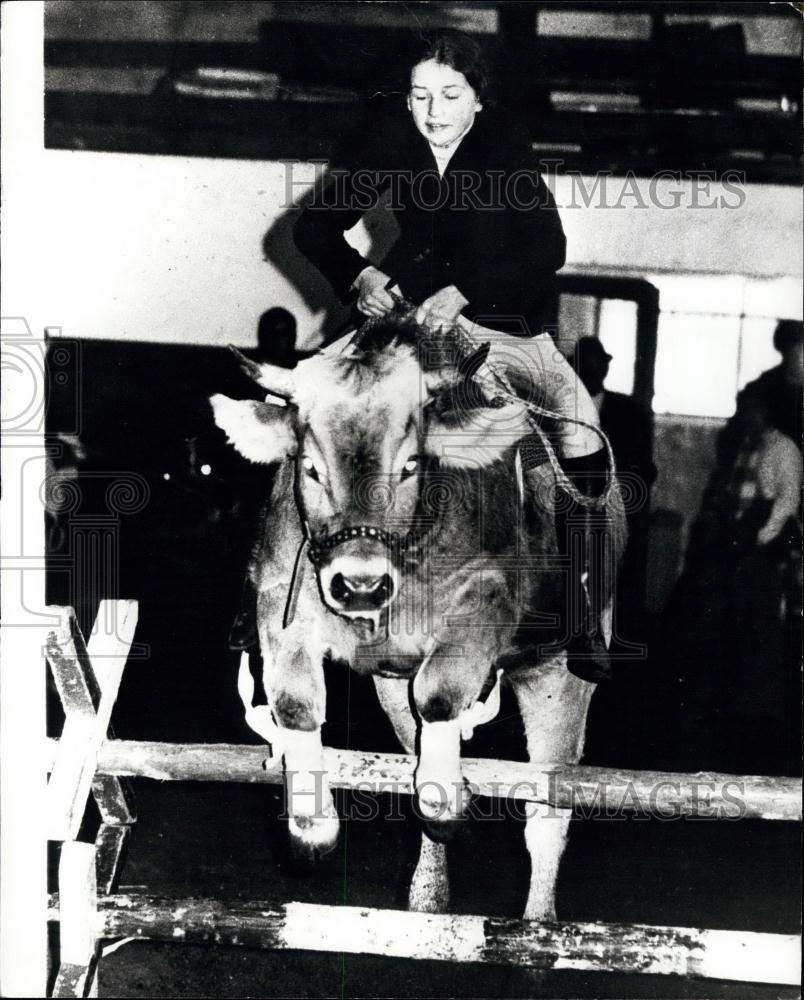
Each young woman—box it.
[291,31,615,678]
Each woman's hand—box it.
[414,285,469,333]
[355,266,397,317]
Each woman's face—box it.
[407,58,481,147]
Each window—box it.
[598,299,637,395]
[649,274,801,418]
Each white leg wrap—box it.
[281,727,339,852]
[458,669,502,741]
[415,718,468,822]
[237,658,338,853]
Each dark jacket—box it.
[736,365,802,449]
[294,104,566,334]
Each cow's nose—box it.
[330,572,395,610]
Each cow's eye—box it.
[302,456,320,482]
[401,457,419,480]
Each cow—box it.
[211,309,624,919]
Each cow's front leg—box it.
[511,654,596,920]
[267,643,339,862]
[374,676,450,913]
[412,578,509,827]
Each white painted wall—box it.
[30,148,803,348]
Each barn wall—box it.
[34,148,803,349]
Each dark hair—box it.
[409,30,490,104]
[773,319,804,355]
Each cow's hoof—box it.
[288,833,337,871]
[420,816,465,843]
[288,810,340,866]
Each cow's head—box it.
[211,312,531,625]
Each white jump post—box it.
[44,599,139,998]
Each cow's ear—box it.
[425,403,532,467]
[210,394,296,464]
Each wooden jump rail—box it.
[30,602,804,995]
[43,737,803,822]
[46,892,800,986]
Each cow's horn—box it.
[229,346,296,401]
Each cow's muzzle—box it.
[330,569,395,610]
[318,552,399,617]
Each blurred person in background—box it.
[721,319,803,462]
[254,307,305,368]
[666,379,801,774]
[717,391,802,773]
[570,336,656,497]
[228,307,303,650]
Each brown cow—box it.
[211,311,624,917]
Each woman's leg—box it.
[458,320,603,458]
[458,319,617,681]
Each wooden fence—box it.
[14,601,804,994]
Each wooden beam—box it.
[46,891,801,986]
[46,601,138,841]
[43,738,802,821]
[85,600,139,827]
[94,825,131,897]
[91,775,136,826]
[45,606,101,719]
[53,842,99,998]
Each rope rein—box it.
[452,320,618,511]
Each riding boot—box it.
[555,448,614,682]
[228,573,259,652]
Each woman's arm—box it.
[293,118,393,302]
[293,177,377,301]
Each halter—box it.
[283,460,436,630]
